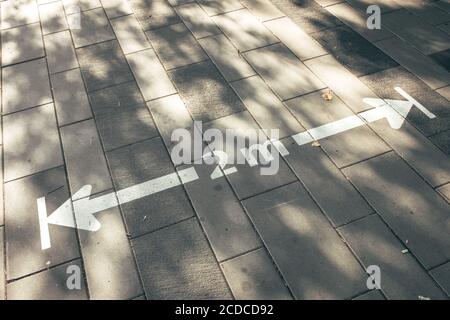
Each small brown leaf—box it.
[311,141,321,147]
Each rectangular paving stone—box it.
[174,3,221,39]
[76,199,143,299]
[436,86,450,101]
[106,138,195,238]
[204,111,297,200]
[270,0,342,34]
[242,182,367,299]
[96,105,158,151]
[100,0,133,19]
[146,23,208,70]
[311,25,398,77]
[383,9,450,55]
[4,167,80,280]
[2,58,52,114]
[68,7,115,48]
[0,227,4,300]
[437,183,450,203]
[244,44,326,101]
[213,9,278,52]
[429,48,450,71]
[4,103,64,182]
[132,218,232,299]
[61,119,113,198]
[39,1,68,35]
[400,0,450,26]
[7,260,87,300]
[127,49,177,101]
[1,0,40,29]
[430,262,450,297]
[263,17,327,61]
[110,14,150,55]
[63,0,101,13]
[88,81,145,116]
[375,37,450,90]
[231,76,303,138]
[430,129,450,156]
[221,248,292,300]
[130,0,181,31]
[304,55,377,113]
[77,40,134,92]
[44,30,79,74]
[50,68,93,126]
[281,137,373,227]
[177,163,261,262]
[1,23,45,66]
[326,3,394,42]
[198,34,256,82]
[360,66,450,137]
[168,61,245,122]
[240,0,284,21]
[339,215,447,299]
[197,0,243,16]
[353,290,385,300]
[342,152,450,269]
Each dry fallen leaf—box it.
[311,141,321,147]
[322,90,333,101]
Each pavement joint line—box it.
[338,150,394,170]
[217,246,265,264]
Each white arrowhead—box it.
[361,101,408,129]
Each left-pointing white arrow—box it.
[38,167,199,250]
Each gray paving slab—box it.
[263,17,327,61]
[146,23,208,70]
[110,14,151,55]
[269,0,342,34]
[198,34,256,82]
[437,85,450,101]
[106,138,195,238]
[1,23,45,66]
[383,9,450,55]
[39,1,68,35]
[375,37,450,90]
[7,260,87,300]
[345,0,402,13]
[60,119,113,199]
[353,290,385,300]
[4,167,80,280]
[430,130,450,155]
[304,55,379,113]
[212,9,279,52]
[63,0,102,14]
[2,58,53,114]
[50,68,93,126]
[174,2,222,39]
[429,49,450,71]
[197,0,243,16]
[68,7,115,48]
[242,182,367,299]
[281,137,374,227]
[130,0,181,31]
[132,217,232,299]
[204,111,297,200]
[221,248,292,300]
[126,49,177,101]
[168,61,245,122]
[437,183,450,203]
[76,198,143,299]
[311,25,398,77]
[338,215,447,299]
[240,0,284,22]
[88,81,144,116]
[100,0,133,19]
[325,3,394,43]
[177,163,261,262]
[96,105,158,151]
[243,44,326,101]
[1,0,40,30]
[401,0,450,25]
[0,227,4,300]
[342,152,450,270]
[360,66,450,137]
[44,30,79,74]
[231,76,303,138]
[3,103,64,182]
[77,40,134,92]
[430,262,450,297]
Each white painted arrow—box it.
[292,87,436,146]
[38,167,199,250]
